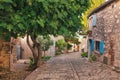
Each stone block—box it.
[0,54,10,70]
[114,60,120,67]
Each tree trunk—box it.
[26,34,38,67]
[37,46,42,66]
[74,44,75,52]
[88,39,90,61]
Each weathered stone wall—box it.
[0,41,10,71]
[112,1,120,67]
[88,0,120,67]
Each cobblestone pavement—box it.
[25,52,120,80]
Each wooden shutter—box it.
[90,39,94,52]
[92,14,96,27]
[99,41,104,55]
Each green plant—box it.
[37,35,53,57]
[67,43,72,50]
[83,36,86,38]
[42,56,51,61]
[90,54,96,61]
[29,57,34,66]
[87,30,92,34]
[55,52,62,56]
[56,39,67,50]
[65,36,80,45]
[81,52,88,57]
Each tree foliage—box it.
[56,39,67,51]
[0,0,90,67]
[37,35,53,52]
[0,0,90,39]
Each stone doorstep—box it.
[17,59,30,64]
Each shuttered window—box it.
[95,41,100,51]
[99,41,104,55]
[89,39,94,52]
[95,41,104,55]
[92,14,96,27]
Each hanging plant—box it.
[87,30,92,35]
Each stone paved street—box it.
[25,52,120,80]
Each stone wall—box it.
[0,41,10,71]
[112,1,120,67]
[88,0,120,67]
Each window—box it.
[95,41,100,51]
[95,41,104,55]
[89,39,94,52]
[88,17,93,30]
[92,14,97,27]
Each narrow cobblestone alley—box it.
[25,52,120,80]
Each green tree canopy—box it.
[0,0,90,67]
[0,0,90,40]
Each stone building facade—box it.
[88,0,120,68]
[0,40,11,71]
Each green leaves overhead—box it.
[37,17,45,28]
[0,0,90,41]
[0,0,13,3]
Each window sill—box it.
[94,50,101,55]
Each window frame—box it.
[92,14,97,27]
[95,41,100,51]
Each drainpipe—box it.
[87,39,90,61]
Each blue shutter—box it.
[91,40,94,51]
[90,42,92,52]
[90,39,94,52]
[92,14,96,27]
[99,41,104,55]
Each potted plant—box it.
[87,30,92,35]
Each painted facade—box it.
[88,0,120,68]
